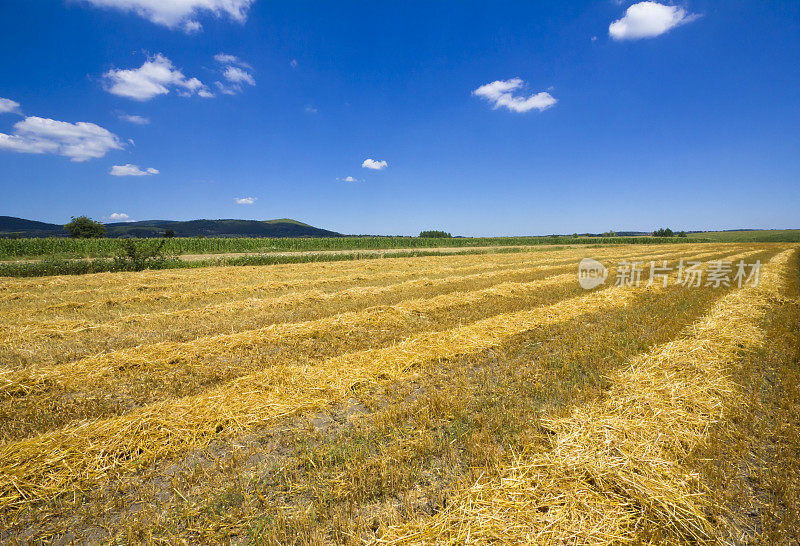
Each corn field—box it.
[0,235,704,260]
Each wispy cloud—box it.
[473,78,557,113]
[213,54,256,95]
[104,54,212,101]
[235,196,257,204]
[0,116,122,161]
[362,158,388,170]
[80,0,255,33]
[609,2,699,41]
[214,53,251,69]
[223,66,255,86]
[0,97,21,115]
[119,113,150,125]
[110,164,159,176]
[338,176,361,182]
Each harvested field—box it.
[0,243,797,543]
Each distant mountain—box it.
[0,216,343,238]
[0,217,67,237]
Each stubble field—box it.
[1,242,798,544]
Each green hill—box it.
[0,216,342,238]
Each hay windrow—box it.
[0,247,565,304]
[379,248,795,544]
[0,244,694,324]
[1,243,712,297]
[0,248,739,398]
[0,272,580,398]
[0,262,578,343]
[0,268,679,514]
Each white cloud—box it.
[108,212,132,221]
[104,54,210,101]
[235,196,257,204]
[339,176,360,182]
[0,116,122,161]
[213,58,255,95]
[215,82,238,95]
[609,2,699,41]
[214,53,238,64]
[110,164,159,176]
[290,59,298,68]
[362,158,388,170]
[224,66,255,86]
[0,98,21,115]
[119,113,150,125]
[214,53,251,68]
[81,0,254,32]
[305,105,318,114]
[473,78,557,113]
[182,20,202,33]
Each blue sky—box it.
[0,1,798,236]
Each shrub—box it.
[113,240,172,271]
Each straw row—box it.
[379,248,795,544]
[0,247,563,301]
[10,256,552,311]
[0,245,702,312]
[0,247,722,356]
[0,272,579,397]
[0,263,692,513]
[1,243,709,296]
[0,245,708,344]
[0,264,571,343]
[0,248,762,513]
[1,247,741,398]
[0,247,530,293]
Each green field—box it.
[0,235,703,261]
[692,229,800,243]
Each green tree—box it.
[163,229,176,238]
[64,216,106,238]
[419,230,452,238]
[653,228,675,237]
